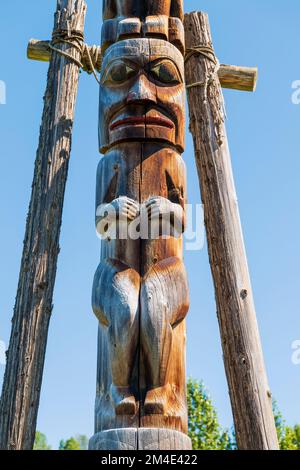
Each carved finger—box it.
[124,202,139,213]
[127,210,138,220]
[120,207,138,220]
[125,205,139,216]
[126,199,139,209]
[128,214,138,222]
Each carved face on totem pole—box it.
[91,0,190,448]
[99,39,185,153]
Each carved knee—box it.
[141,256,189,329]
[92,258,140,330]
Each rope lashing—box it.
[49,29,101,84]
[82,43,101,84]
[185,45,220,89]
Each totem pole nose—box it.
[126,74,157,105]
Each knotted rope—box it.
[49,29,101,84]
[185,45,220,90]
[185,44,226,144]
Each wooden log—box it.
[27,39,102,74]
[27,39,258,92]
[218,64,258,92]
[27,39,51,63]
[184,12,279,450]
[0,0,87,450]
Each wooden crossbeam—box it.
[27,38,258,92]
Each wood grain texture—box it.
[0,0,87,450]
[218,64,258,92]
[98,39,185,153]
[89,428,137,451]
[89,428,192,450]
[92,16,190,444]
[102,0,184,21]
[27,39,51,63]
[138,428,192,450]
[184,11,279,450]
[101,1,185,53]
[28,40,257,92]
[93,143,189,434]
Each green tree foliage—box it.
[59,434,88,450]
[273,401,300,450]
[59,437,81,450]
[33,431,51,450]
[187,378,235,450]
[75,434,89,450]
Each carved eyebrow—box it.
[102,53,144,71]
[101,58,140,72]
[102,51,183,71]
[149,57,179,65]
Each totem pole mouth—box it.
[108,106,176,146]
[110,115,174,131]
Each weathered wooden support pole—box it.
[27,39,258,92]
[0,0,86,450]
[184,12,279,450]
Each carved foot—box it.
[111,386,137,416]
[116,396,136,416]
[144,386,169,415]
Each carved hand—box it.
[145,196,183,221]
[96,197,139,236]
[112,196,140,222]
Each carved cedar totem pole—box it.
[90,0,191,450]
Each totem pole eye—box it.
[150,60,181,85]
[102,60,137,84]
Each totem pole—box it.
[90,0,191,450]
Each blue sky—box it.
[0,0,300,449]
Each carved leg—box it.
[92,259,140,415]
[140,256,189,414]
